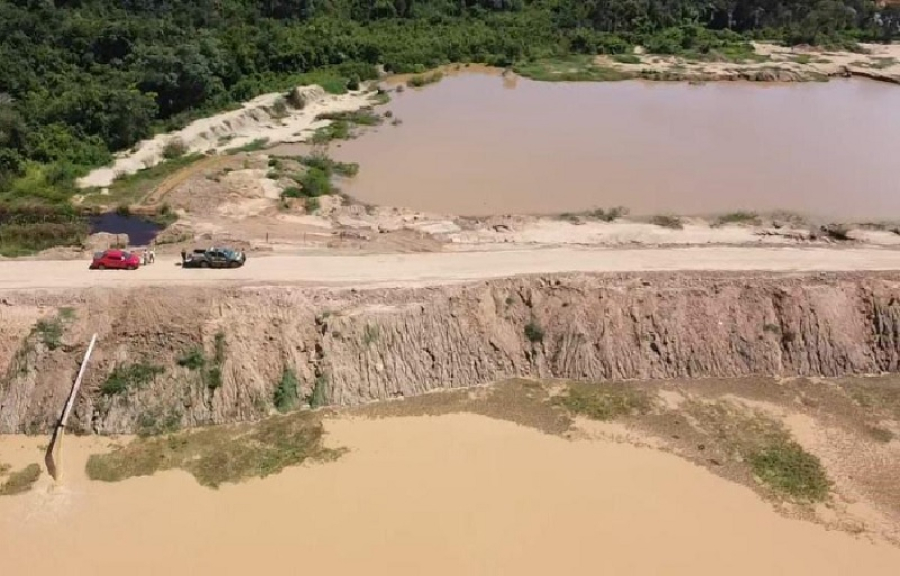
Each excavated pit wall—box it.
[2,272,900,434]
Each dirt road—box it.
[3,246,900,291]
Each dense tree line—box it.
[0,0,897,214]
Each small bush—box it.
[524,320,544,343]
[304,197,321,213]
[612,53,641,64]
[308,375,329,408]
[820,224,851,241]
[213,332,226,365]
[715,211,759,226]
[206,367,222,391]
[593,206,629,222]
[271,98,289,118]
[286,89,306,109]
[0,463,41,496]
[274,369,300,413]
[297,167,333,197]
[407,71,444,87]
[298,153,359,178]
[162,139,187,160]
[35,318,63,351]
[363,324,379,345]
[177,347,205,370]
[101,363,164,396]
[115,203,132,217]
[651,214,683,229]
[555,383,652,421]
[283,186,303,198]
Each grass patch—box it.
[100,363,164,396]
[310,120,352,144]
[554,382,653,421]
[747,443,831,501]
[0,462,10,475]
[714,211,760,226]
[791,54,813,65]
[82,153,203,206]
[225,138,269,154]
[514,57,632,82]
[612,53,641,64]
[0,463,41,496]
[685,400,830,502]
[651,214,683,229]
[274,368,300,412]
[135,406,183,437]
[315,109,383,127]
[298,153,359,178]
[407,71,444,87]
[85,411,343,488]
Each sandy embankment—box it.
[598,42,900,83]
[77,85,377,189]
[2,415,899,576]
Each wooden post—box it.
[46,333,98,482]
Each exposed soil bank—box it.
[329,73,900,218]
[4,272,900,434]
[3,414,899,576]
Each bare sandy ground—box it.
[599,41,900,83]
[2,246,900,291]
[2,415,899,576]
[77,85,376,189]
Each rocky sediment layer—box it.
[2,272,900,434]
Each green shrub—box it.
[308,375,329,409]
[651,214,683,229]
[162,139,187,160]
[304,197,321,213]
[612,53,641,64]
[524,320,544,343]
[407,71,444,87]
[35,318,63,350]
[177,347,205,370]
[101,363,164,396]
[274,369,300,412]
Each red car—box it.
[89,249,141,270]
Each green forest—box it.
[0,0,898,253]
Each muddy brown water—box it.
[2,415,900,575]
[317,73,900,218]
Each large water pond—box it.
[326,72,900,218]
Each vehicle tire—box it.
[200,261,210,269]
[128,266,137,271]
[97,264,106,270]
[229,261,240,268]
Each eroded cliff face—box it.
[2,273,900,434]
